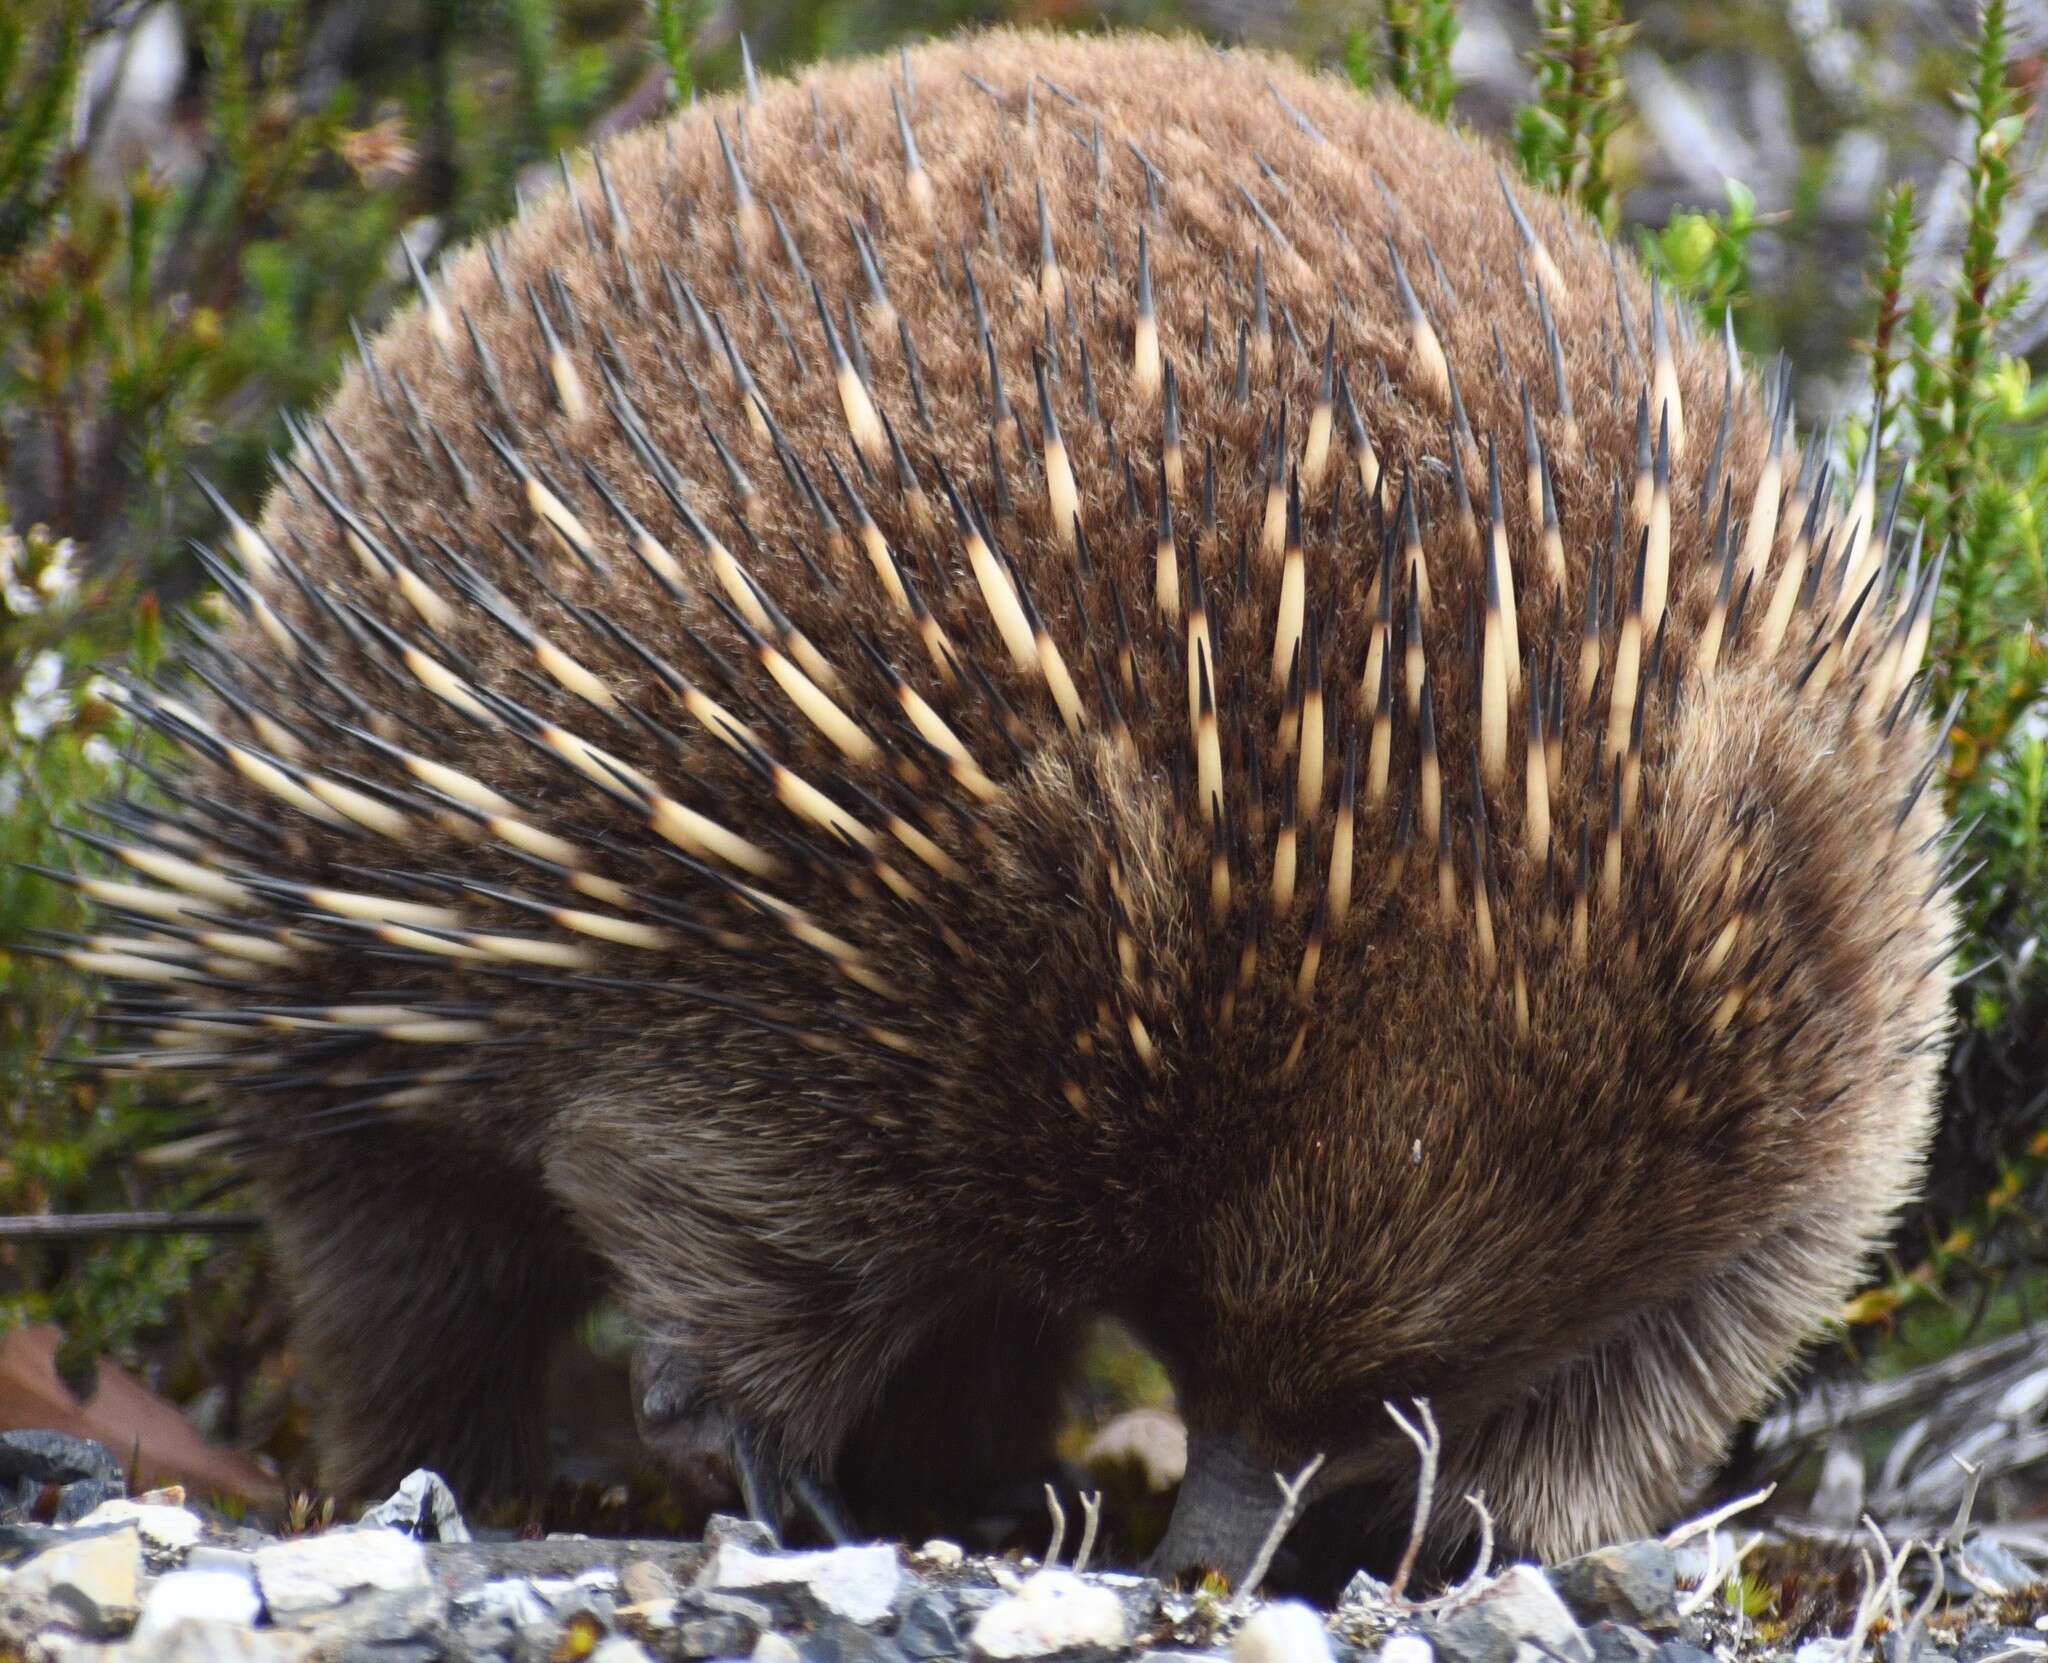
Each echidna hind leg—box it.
[253,1118,601,1506]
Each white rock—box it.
[1234,1602,1336,1663]
[753,1633,803,1663]
[252,1527,429,1619]
[970,1569,1130,1658]
[590,1639,658,1663]
[133,1565,265,1641]
[454,1576,553,1629]
[74,1498,204,1556]
[11,1525,143,1636]
[358,1467,470,1543]
[701,1541,902,1626]
[920,1538,966,1568]
[129,1618,313,1662]
[1380,1635,1436,1663]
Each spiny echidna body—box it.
[57,31,1956,1573]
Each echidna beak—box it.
[1148,1428,1314,1586]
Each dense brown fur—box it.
[70,31,1955,1564]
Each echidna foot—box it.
[631,1340,854,1545]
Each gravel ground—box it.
[2,1433,2045,1663]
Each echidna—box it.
[50,30,1957,1576]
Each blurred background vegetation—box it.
[1,0,2044,1532]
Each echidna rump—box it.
[52,31,1958,1576]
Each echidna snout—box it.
[56,29,1954,1572]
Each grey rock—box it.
[1649,1644,1715,1663]
[700,1541,902,1626]
[677,1609,764,1657]
[1090,1571,1164,1632]
[799,1615,914,1663]
[1957,1627,2039,1663]
[255,1526,431,1620]
[429,1539,703,1588]
[593,1641,660,1663]
[299,1582,450,1660]
[0,1432,124,1492]
[10,1523,143,1637]
[1951,1536,2037,1600]
[360,1468,471,1544]
[755,1636,803,1663]
[898,1589,964,1659]
[698,1589,779,1627]
[1585,1622,1658,1663]
[1428,1566,1593,1663]
[1234,1602,1336,1663]
[706,1514,780,1552]
[1549,1545,1679,1636]
[0,1431,126,1528]
[970,1569,1130,1659]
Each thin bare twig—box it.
[0,1211,264,1239]
[1417,1494,1496,1613]
[1230,1454,1326,1614]
[1676,1530,1725,1620]
[1663,1483,1776,1549]
[1041,1483,1066,1569]
[1945,1455,1984,1550]
[1073,1491,1103,1574]
[1384,1398,1441,1603]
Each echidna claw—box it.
[634,1341,857,1545]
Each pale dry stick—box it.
[1384,1398,1442,1603]
[1416,1494,1497,1614]
[1868,1515,1908,1636]
[1674,1530,1725,1620]
[1042,1483,1067,1569]
[1074,1491,1104,1574]
[1842,1519,1920,1663]
[1229,1454,1327,1616]
[1727,1531,1764,1650]
[1945,1454,1984,1550]
[1898,1541,1946,1663]
[1662,1482,1777,1549]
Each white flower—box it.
[12,651,70,739]
[35,538,78,605]
[83,735,119,770]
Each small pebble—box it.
[1234,1602,1336,1663]
[919,1538,966,1568]
[621,1558,678,1604]
[1380,1636,1435,1663]
[755,1633,804,1663]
